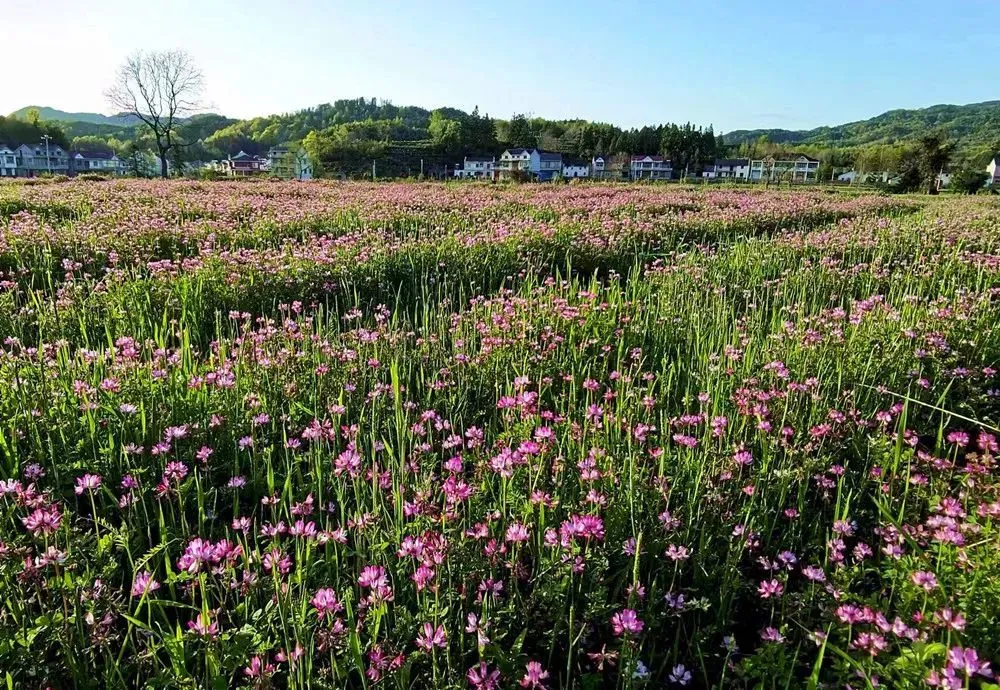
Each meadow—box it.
[0,179,997,689]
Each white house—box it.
[591,155,609,179]
[629,155,672,181]
[987,156,1000,185]
[562,160,590,178]
[71,150,126,176]
[268,145,313,180]
[703,159,749,180]
[453,156,495,179]
[749,155,820,182]
[496,148,563,181]
[0,146,17,177]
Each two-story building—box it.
[591,154,627,180]
[749,155,820,182]
[702,159,750,180]
[15,142,70,176]
[453,156,495,179]
[268,145,313,180]
[220,151,268,177]
[71,150,126,176]
[496,148,563,181]
[629,155,672,181]
[227,151,268,176]
[0,145,17,177]
[562,160,590,178]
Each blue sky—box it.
[4,0,997,132]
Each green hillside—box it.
[9,106,139,127]
[724,101,1000,151]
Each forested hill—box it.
[724,101,1000,150]
[8,106,139,127]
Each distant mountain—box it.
[723,101,1000,150]
[9,106,141,127]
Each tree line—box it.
[4,49,995,190]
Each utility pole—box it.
[41,134,52,174]
[372,159,376,181]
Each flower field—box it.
[0,179,998,689]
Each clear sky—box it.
[4,0,997,132]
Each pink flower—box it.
[520,661,549,688]
[672,433,698,448]
[505,523,530,543]
[611,608,644,636]
[311,588,343,618]
[467,661,501,689]
[911,570,938,591]
[760,627,785,643]
[359,565,388,589]
[665,544,691,561]
[936,608,966,632]
[415,622,447,652]
[757,579,784,599]
[244,655,276,679]
[947,646,992,678]
[835,604,869,625]
[945,430,969,447]
[22,504,62,537]
[131,570,160,597]
[187,613,219,639]
[802,565,826,582]
[74,473,102,495]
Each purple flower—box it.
[669,663,691,685]
[760,627,785,643]
[611,608,644,636]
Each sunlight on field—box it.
[0,179,997,688]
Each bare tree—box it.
[106,50,203,179]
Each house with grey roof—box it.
[14,142,70,176]
[702,159,750,180]
[453,155,495,179]
[71,150,126,176]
